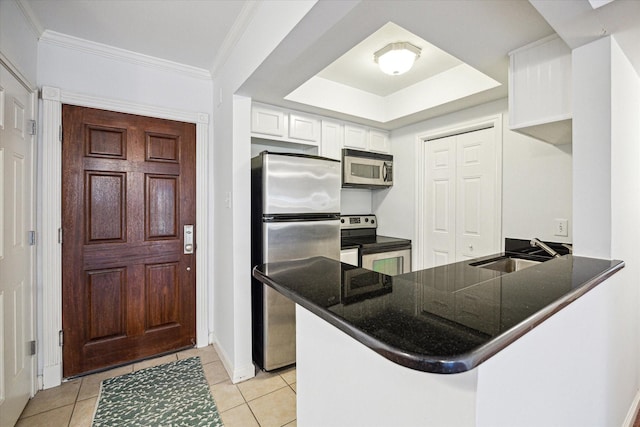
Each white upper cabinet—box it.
[343,124,368,150]
[289,113,320,143]
[368,129,391,153]
[251,103,319,146]
[344,124,390,154]
[251,102,391,156]
[509,34,572,145]
[321,120,344,160]
[252,104,286,138]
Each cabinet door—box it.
[321,120,343,160]
[509,35,572,144]
[343,124,367,149]
[369,129,390,153]
[252,105,286,137]
[289,113,320,143]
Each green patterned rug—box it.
[92,356,224,427]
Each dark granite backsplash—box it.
[505,237,572,257]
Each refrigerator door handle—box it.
[263,213,340,223]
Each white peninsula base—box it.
[296,305,478,427]
[295,269,639,427]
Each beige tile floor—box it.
[16,346,297,427]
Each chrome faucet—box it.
[530,238,562,258]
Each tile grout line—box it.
[20,348,297,427]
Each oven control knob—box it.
[340,218,345,223]
[371,219,375,224]
[365,218,369,222]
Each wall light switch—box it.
[554,218,568,237]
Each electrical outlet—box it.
[554,218,568,237]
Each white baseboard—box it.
[42,364,62,390]
[623,389,640,427]
[211,334,256,385]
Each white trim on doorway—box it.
[40,86,211,389]
[414,114,503,271]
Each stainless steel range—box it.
[340,215,411,275]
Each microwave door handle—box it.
[383,162,391,182]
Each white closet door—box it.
[0,62,36,427]
[455,127,497,260]
[424,127,499,267]
[425,135,456,267]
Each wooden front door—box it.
[61,105,196,377]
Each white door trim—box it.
[40,86,211,388]
[414,115,503,271]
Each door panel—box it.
[425,135,456,267]
[456,128,497,260]
[0,63,35,427]
[86,268,126,340]
[62,105,196,377]
[86,171,126,242]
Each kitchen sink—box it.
[471,256,542,273]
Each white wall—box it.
[37,40,213,114]
[341,189,372,215]
[211,1,318,382]
[297,305,479,426]
[610,38,640,413]
[502,121,573,243]
[475,35,640,427]
[374,98,573,245]
[0,0,38,86]
[608,36,640,422]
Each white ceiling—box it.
[20,0,249,72]
[316,21,465,97]
[19,0,640,130]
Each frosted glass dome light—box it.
[374,42,421,76]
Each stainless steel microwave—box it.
[342,149,393,188]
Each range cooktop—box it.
[340,215,411,251]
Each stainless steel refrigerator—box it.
[251,151,341,371]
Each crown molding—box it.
[0,52,36,90]
[15,0,43,39]
[40,30,212,80]
[210,0,260,77]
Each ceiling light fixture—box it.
[374,42,421,76]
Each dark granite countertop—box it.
[252,254,623,374]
